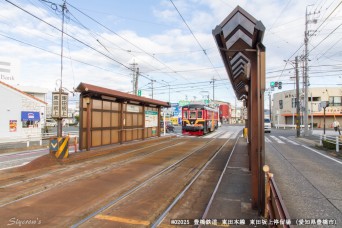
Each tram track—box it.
[0,138,188,207]
[72,131,236,227]
[0,131,232,227]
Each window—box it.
[309,97,321,102]
[183,110,188,119]
[190,111,196,119]
[329,96,341,106]
[197,111,203,119]
[291,98,297,108]
[279,100,283,109]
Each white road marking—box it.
[279,136,299,145]
[265,137,272,143]
[219,132,232,139]
[0,162,29,171]
[270,136,285,144]
[302,145,342,165]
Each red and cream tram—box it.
[182,104,219,136]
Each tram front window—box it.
[197,111,203,119]
[190,111,196,119]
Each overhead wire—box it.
[4,0,137,72]
[169,0,226,86]
[66,1,191,82]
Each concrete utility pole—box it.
[269,92,272,125]
[150,79,156,99]
[131,61,139,95]
[210,78,216,101]
[295,56,301,137]
[303,5,318,136]
[57,1,67,138]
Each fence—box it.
[319,134,341,153]
[0,131,79,148]
[263,165,293,228]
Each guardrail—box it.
[0,131,79,148]
[274,124,310,129]
[263,165,293,228]
[319,134,341,152]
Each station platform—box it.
[203,136,259,225]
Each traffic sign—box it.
[138,90,142,96]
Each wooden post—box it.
[86,97,91,151]
[120,102,124,144]
[142,105,145,140]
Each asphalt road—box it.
[265,129,342,225]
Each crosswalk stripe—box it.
[279,136,299,145]
[270,135,285,144]
[265,137,272,143]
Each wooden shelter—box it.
[76,83,170,151]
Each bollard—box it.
[337,136,339,153]
[263,165,270,219]
[74,137,78,153]
[40,139,42,146]
[27,140,29,147]
[320,135,322,146]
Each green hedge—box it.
[322,140,342,150]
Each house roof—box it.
[0,80,47,105]
[76,82,170,107]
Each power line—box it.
[5,0,135,72]
[66,1,190,82]
[169,0,226,84]
[0,32,131,77]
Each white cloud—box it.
[0,0,341,107]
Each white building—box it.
[272,87,342,128]
[0,81,47,139]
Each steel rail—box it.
[151,131,239,228]
[0,140,186,207]
[71,132,227,228]
[0,138,175,189]
[199,130,241,224]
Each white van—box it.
[264,118,271,133]
[46,119,57,127]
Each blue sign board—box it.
[21,111,40,121]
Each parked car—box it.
[46,119,57,127]
[160,121,175,133]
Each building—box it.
[0,81,47,139]
[272,87,342,128]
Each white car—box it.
[46,119,57,127]
[264,118,271,133]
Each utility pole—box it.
[303,5,318,136]
[131,60,138,95]
[210,78,216,101]
[295,56,301,137]
[150,79,156,99]
[269,92,272,125]
[57,1,67,138]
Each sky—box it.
[0,0,341,108]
